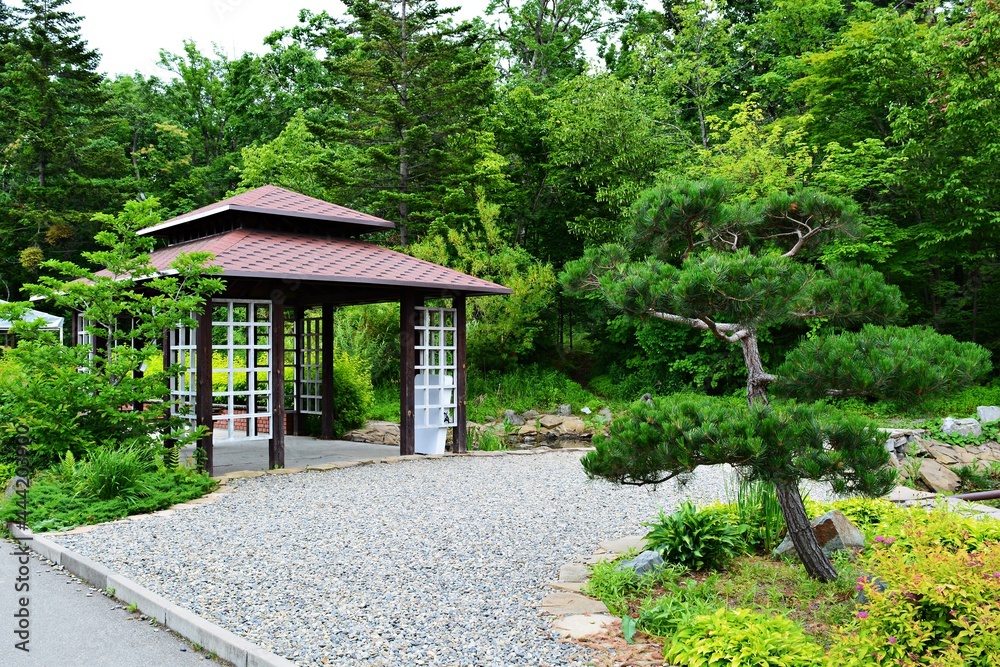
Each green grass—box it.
[368,383,401,422]
[0,466,216,533]
[467,363,613,423]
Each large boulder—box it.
[941,417,983,438]
[977,406,1000,425]
[918,458,961,493]
[774,510,865,558]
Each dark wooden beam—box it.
[269,302,286,469]
[196,305,214,476]
[293,304,305,437]
[320,303,335,439]
[454,296,468,454]
[399,292,422,456]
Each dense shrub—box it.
[665,607,824,667]
[76,444,156,502]
[584,557,683,616]
[303,351,374,438]
[637,578,720,639]
[645,502,747,571]
[828,511,1000,666]
[0,465,215,532]
[777,325,992,404]
[466,363,605,422]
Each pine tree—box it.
[561,179,989,581]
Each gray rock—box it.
[918,458,961,493]
[941,417,982,438]
[3,476,28,500]
[598,408,613,421]
[557,404,572,417]
[640,393,654,405]
[774,510,865,558]
[977,406,1000,425]
[522,410,540,420]
[580,406,592,415]
[616,550,664,577]
[503,410,525,426]
[855,576,889,604]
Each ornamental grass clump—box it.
[644,501,747,571]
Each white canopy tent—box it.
[0,301,64,344]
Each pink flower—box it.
[856,583,865,591]
[857,611,869,619]
[888,637,897,644]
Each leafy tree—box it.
[559,179,975,581]
[487,0,640,83]
[0,198,224,468]
[410,193,557,369]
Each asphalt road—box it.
[0,538,228,667]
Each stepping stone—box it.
[224,470,266,479]
[559,563,590,583]
[540,592,609,615]
[885,486,935,503]
[549,581,585,593]
[583,552,619,564]
[265,468,305,475]
[552,614,618,640]
[599,535,647,554]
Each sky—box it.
[67,0,494,78]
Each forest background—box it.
[2,0,998,418]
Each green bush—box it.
[733,479,786,554]
[76,444,156,502]
[467,363,605,423]
[0,466,215,532]
[645,501,747,571]
[827,510,1000,666]
[637,578,720,639]
[583,557,683,616]
[303,351,374,438]
[665,607,824,667]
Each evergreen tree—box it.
[0,0,126,292]
[561,179,987,581]
[317,0,500,244]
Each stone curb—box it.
[7,523,296,667]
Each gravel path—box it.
[52,451,802,667]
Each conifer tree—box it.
[318,0,499,244]
[562,179,989,581]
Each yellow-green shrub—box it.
[827,510,1000,666]
[665,607,824,667]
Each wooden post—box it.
[320,303,335,439]
[399,292,418,456]
[293,305,305,436]
[196,305,214,476]
[162,329,176,463]
[454,296,468,454]
[269,303,286,469]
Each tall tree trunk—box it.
[775,478,837,582]
[398,0,410,246]
[739,332,771,407]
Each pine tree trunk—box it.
[739,332,770,407]
[775,478,837,582]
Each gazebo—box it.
[98,186,511,476]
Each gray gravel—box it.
[52,451,828,667]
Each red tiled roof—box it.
[139,186,394,237]
[142,229,512,296]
